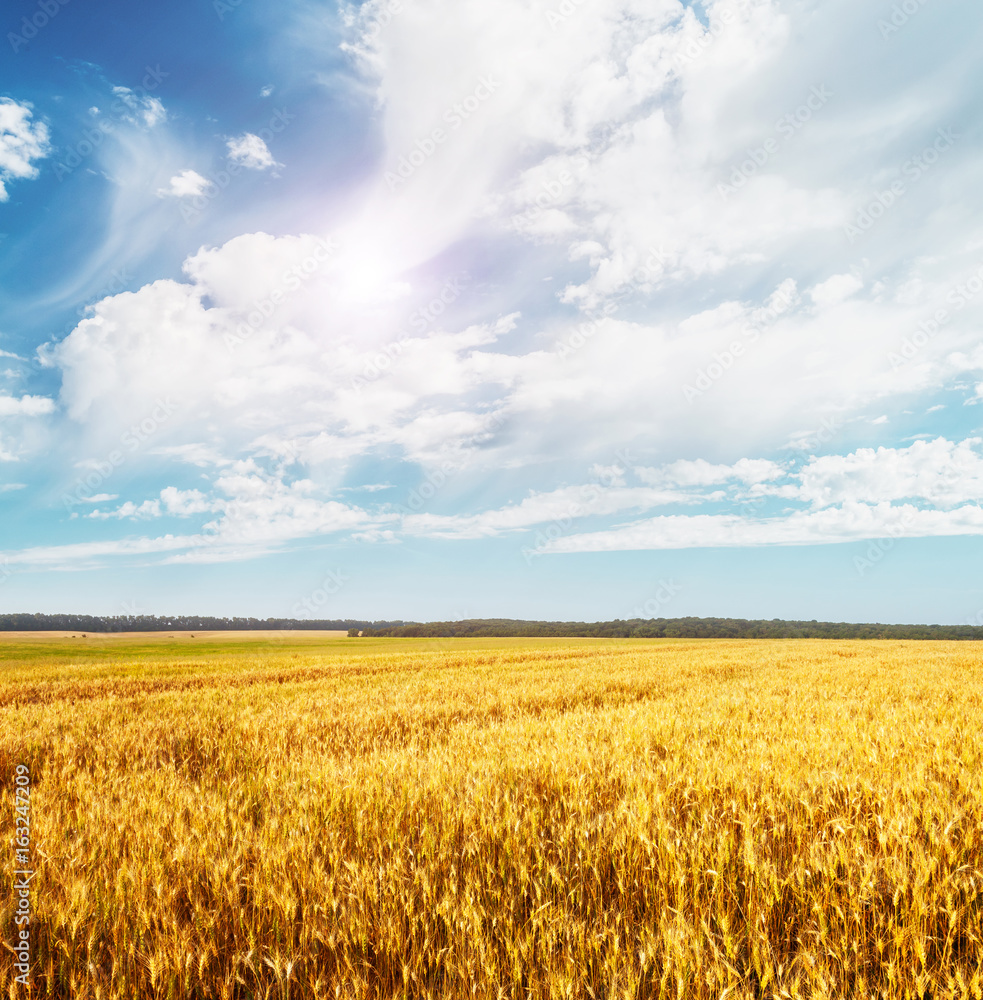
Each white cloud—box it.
[157,169,210,198]
[150,443,229,467]
[537,502,983,554]
[791,438,983,509]
[0,394,56,417]
[90,488,216,520]
[110,87,167,128]
[88,499,162,520]
[49,230,521,472]
[19,1,983,575]
[809,273,863,309]
[14,433,983,564]
[403,437,983,549]
[332,0,983,414]
[403,483,702,540]
[45,2,983,483]
[0,533,194,569]
[226,133,278,170]
[350,482,394,493]
[0,99,50,201]
[44,215,983,535]
[62,469,395,561]
[160,486,213,515]
[195,471,390,547]
[638,457,785,488]
[360,0,837,300]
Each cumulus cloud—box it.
[87,499,162,520]
[0,394,56,417]
[14,0,983,574]
[48,229,522,473]
[0,98,50,201]
[226,133,278,170]
[157,169,210,198]
[345,0,851,297]
[790,438,983,509]
[45,2,983,479]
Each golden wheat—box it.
[1,636,981,998]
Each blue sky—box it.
[2,0,983,624]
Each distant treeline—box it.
[0,614,406,633]
[352,617,983,640]
[2,614,981,639]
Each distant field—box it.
[2,637,982,998]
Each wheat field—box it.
[1,635,982,999]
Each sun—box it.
[333,248,412,305]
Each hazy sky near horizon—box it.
[2,0,983,623]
